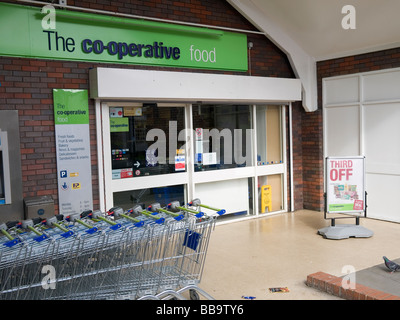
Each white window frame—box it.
[99,102,287,217]
[91,68,300,216]
[101,102,190,210]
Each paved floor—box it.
[350,257,400,297]
[199,210,400,300]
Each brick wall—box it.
[0,58,99,213]
[317,47,400,80]
[0,0,295,216]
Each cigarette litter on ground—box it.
[268,287,289,293]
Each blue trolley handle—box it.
[21,219,48,242]
[188,198,226,215]
[0,223,21,247]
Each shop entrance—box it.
[99,102,288,221]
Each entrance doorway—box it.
[99,102,288,221]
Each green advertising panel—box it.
[0,2,248,71]
[53,89,89,125]
[110,118,129,132]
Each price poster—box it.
[325,156,365,214]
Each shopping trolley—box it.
[0,199,224,300]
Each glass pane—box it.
[113,184,185,211]
[256,105,283,165]
[110,104,185,179]
[192,104,252,171]
[195,178,253,219]
[258,174,283,213]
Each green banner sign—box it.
[53,89,89,125]
[0,2,248,71]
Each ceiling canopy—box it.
[228,0,400,111]
[237,0,400,61]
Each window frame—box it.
[100,102,288,217]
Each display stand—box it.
[318,156,373,240]
[318,193,373,240]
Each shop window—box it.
[192,104,252,171]
[258,174,283,213]
[113,185,185,211]
[110,104,185,179]
[256,105,283,165]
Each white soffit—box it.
[89,68,301,103]
[242,0,400,62]
[226,0,400,112]
[227,0,317,112]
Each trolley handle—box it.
[6,220,20,229]
[168,201,204,218]
[131,205,165,224]
[20,219,48,242]
[0,223,21,247]
[188,199,226,216]
[90,210,121,230]
[147,203,184,221]
[44,216,74,238]
[80,210,92,219]
[32,217,43,225]
[158,208,184,221]
[140,210,165,224]
[108,208,144,228]
[67,213,98,234]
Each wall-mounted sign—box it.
[325,156,365,214]
[54,89,93,215]
[0,2,248,72]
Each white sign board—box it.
[54,89,93,216]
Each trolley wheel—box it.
[189,289,200,300]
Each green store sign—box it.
[53,89,89,125]
[0,2,248,71]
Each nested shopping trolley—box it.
[0,198,224,300]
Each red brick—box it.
[30,60,47,67]
[20,148,34,154]
[25,120,41,126]
[47,72,63,78]
[40,99,53,105]
[306,271,400,300]
[23,109,41,116]
[21,66,39,72]
[15,93,32,99]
